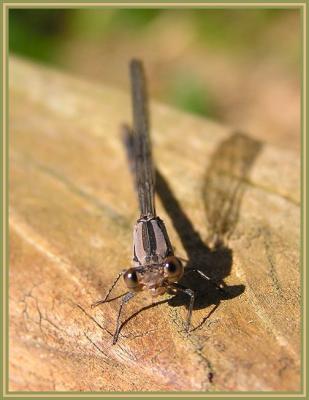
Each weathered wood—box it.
[9,57,301,391]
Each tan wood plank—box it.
[9,57,301,391]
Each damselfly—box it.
[92,60,224,344]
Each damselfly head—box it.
[123,266,165,295]
[123,256,184,295]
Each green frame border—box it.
[1,1,4,400]
[1,2,307,399]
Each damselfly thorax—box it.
[126,216,183,296]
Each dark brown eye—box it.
[164,256,184,282]
[123,268,140,290]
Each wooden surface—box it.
[9,57,301,392]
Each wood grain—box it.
[9,57,301,392]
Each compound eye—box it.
[123,268,140,290]
[164,256,184,282]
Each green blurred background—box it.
[9,8,301,150]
